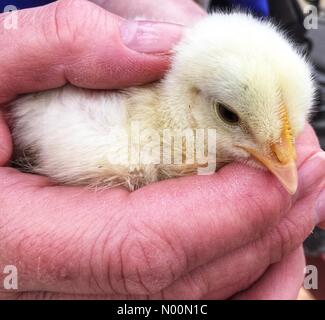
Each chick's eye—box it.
[216,103,239,124]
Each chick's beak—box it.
[241,128,298,195]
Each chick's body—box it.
[12,84,192,190]
[10,13,315,192]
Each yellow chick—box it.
[10,13,315,193]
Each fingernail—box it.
[120,20,184,54]
[316,189,325,229]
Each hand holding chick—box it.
[10,13,314,194]
[0,0,324,300]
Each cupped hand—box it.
[0,0,324,300]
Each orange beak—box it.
[241,111,298,194]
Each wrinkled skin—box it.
[0,0,324,300]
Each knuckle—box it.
[268,214,312,263]
[111,223,184,295]
[46,0,101,51]
[51,0,84,47]
[122,236,175,294]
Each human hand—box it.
[0,125,323,299]
[0,0,324,300]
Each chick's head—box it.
[162,13,315,194]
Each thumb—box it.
[0,0,183,104]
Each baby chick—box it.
[10,13,315,193]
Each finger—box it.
[0,132,321,296]
[184,166,320,300]
[0,151,322,298]
[0,112,12,165]
[233,247,305,300]
[93,0,206,25]
[163,152,324,299]
[0,244,303,300]
[0,162,292,296]
[0,216,309,301]
[0,198,310,301]
[0,0,183,104]
[161,240,271,300]
[165,158,321,299]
